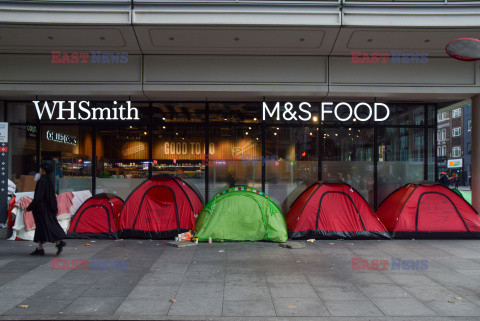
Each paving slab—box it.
[1,239,480,319]
[224,284,271,301]
[114,298,172,316]
[323,299,384,316]
[370,297,437,316]
[272,297,330,316]
[4,298,73,316]
[279,241,306,249]
[61,296,125,316]
[222,299,276,316]
[269,283,318,298]
[314,284,369,301]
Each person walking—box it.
[26,161,66,256]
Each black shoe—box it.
[56,241,66,255]
[30,248,45,256]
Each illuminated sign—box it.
[46,130,77,145]
[447,159,463,168]
[33,101,140,121]
[262,102,390,122]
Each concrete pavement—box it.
[0,239,480,320]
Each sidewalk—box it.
[1,239,480,320]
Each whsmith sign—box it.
[33,101,139,121]
[262,102,390,122]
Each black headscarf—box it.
[40,161,54,174]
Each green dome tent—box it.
[195,186,288,242]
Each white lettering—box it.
[334,103,352,122]
[298,102,311,121]
[375,103,390,122]
[321,102,333,121]
[91,107,111,120]
[354,103,372,121]
[58,101,76,120]
[33,101,58,120]
[127,101,139,120]
[78,101,91,120]
[262,102,280,121]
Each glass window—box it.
[40,125,92,193]
[452,128,461,137]
[152,124,206,201]
[437,112,448,122]
[95,126,149,199]
[452,147,461,158]
[468,120,472,132]
[452,108,462,118]
[265,126,318,205]
[0,101,4,122]
[381,104,424,126]
[210,103,261,123]
[323,127,373,206]
[208,125,262,196]
[153,103,205,123]
[377,127,424,205]
[428,128,435,182]
[427,105,436,125]
[468,143,472,155]
[8,125,37,192]
[7,101,37,123]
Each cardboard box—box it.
[19,175,37,192]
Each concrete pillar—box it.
[472,95,480,212]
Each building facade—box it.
[437,100,472,186]
[1,0,480,216]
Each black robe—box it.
[26,175,66,244]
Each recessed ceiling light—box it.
[367,39,373,43]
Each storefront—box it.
[3,100,436,209]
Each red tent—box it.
[68,193,124,239]
[118,174,203,239]
[285,181,390,239]
[377,183,480,238]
